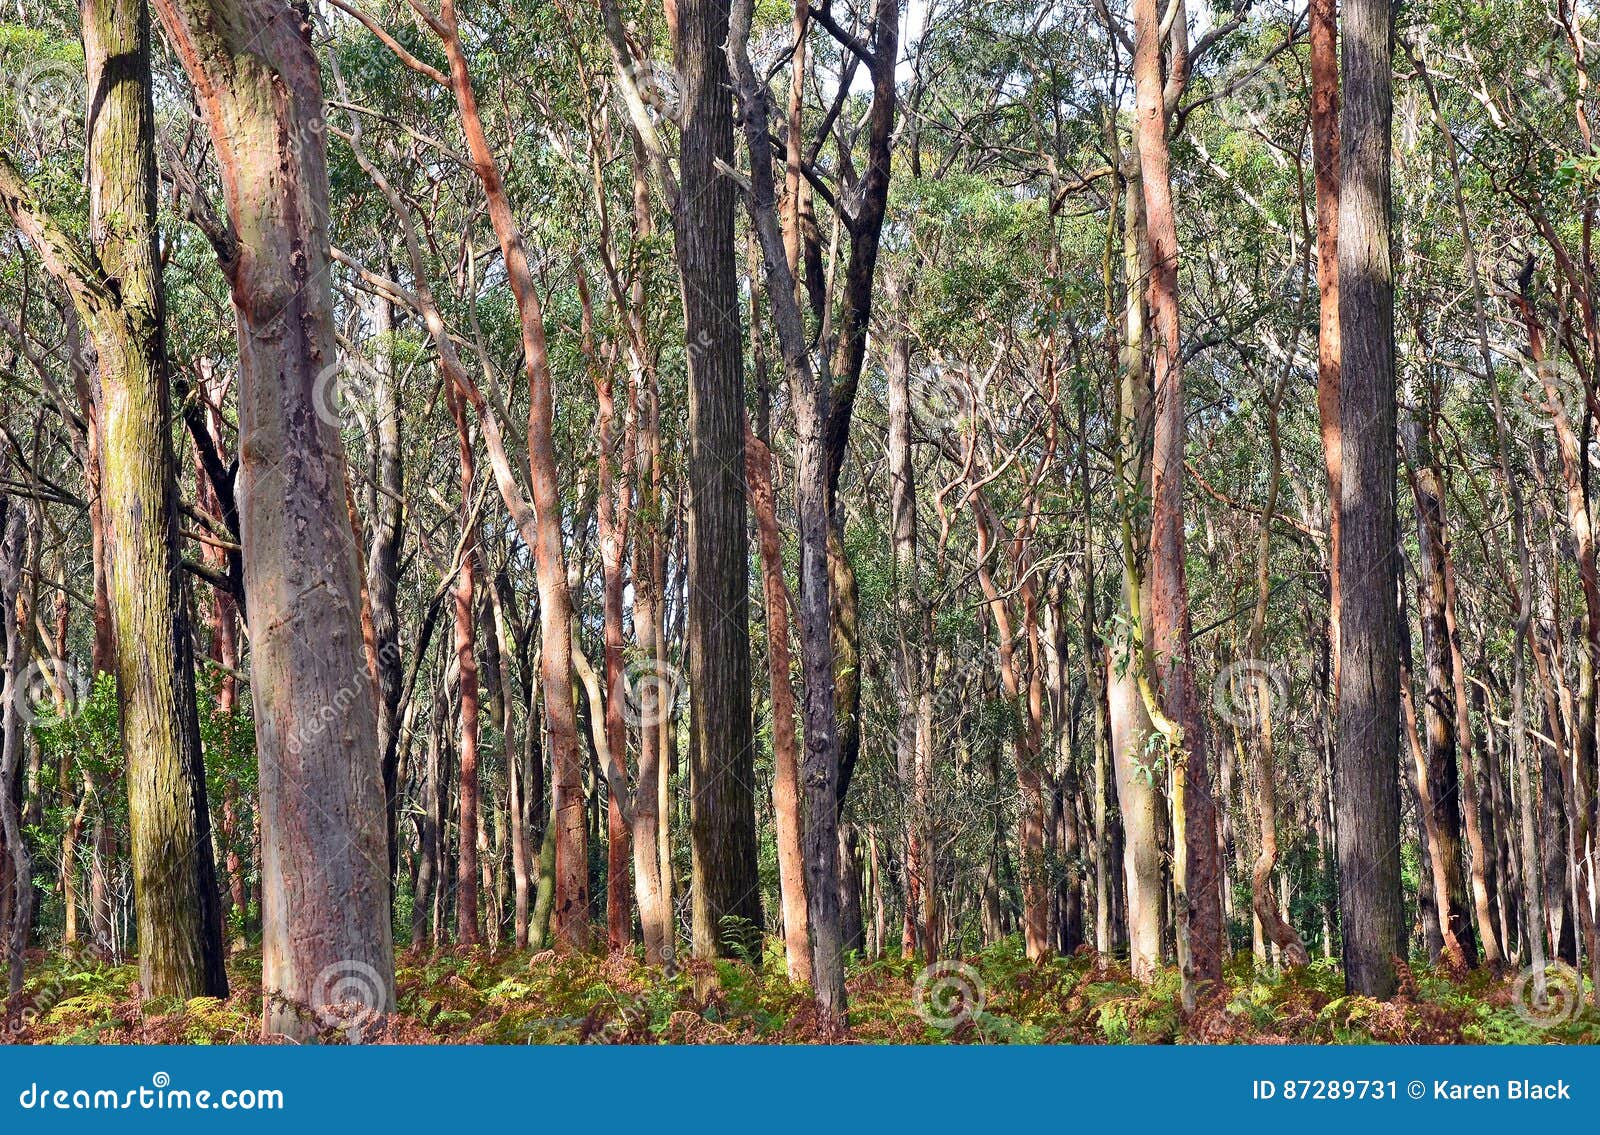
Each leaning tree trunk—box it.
[1333,0,1404,998]
[428,0,589,948]
[152,0,395,1038]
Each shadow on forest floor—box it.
[4,938,1596,1045]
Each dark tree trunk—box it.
[1333,0,1405,998]
[674,0,763,961]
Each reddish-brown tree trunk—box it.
[433,0,589,948]
[746,430,812,983]
[1311,0,1342,691]
[1131,0,1225,987]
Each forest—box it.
[0,0,1598,1046]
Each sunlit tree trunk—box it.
[746,430,812,981]
[1311,0,1342,693]
[2,0,229,999]
[152,0,395,1037]
[1131,0,1224,988]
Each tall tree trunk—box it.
[820,0,899,823]
[1333,0,1404,998]
[1409,47,1521,974]
[366,288,405,881]
[429,0,589,948]
[622,157,670,964]
[1132,0,1224,989]
[1311,0,1342,694]
[1246,387,1309,967]
[153,0,395,1038]
[3,0,230,999]
[0,502,30,998]
[572,268,635,955]
[885,334,935,958]
[1110,141,1163,983]
[675,0,763,962]
[446,381,481,947]
[727,0,846,1026]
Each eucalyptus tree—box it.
[0,0,228,1000]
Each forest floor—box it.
[5,940,1596,1045]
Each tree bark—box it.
[885,334,936,957]
[1132,0,1224,988]
[446,379,481,947]
[1311,0,1342,694]
[676,0,763,962]
[1401,421,1476,965]
[728,0,846,1026]
[6,0,234,1000]
[1333,0,1404,998]
[746,430,812,982]
[152,0,395,1037]
[0,502,30,998]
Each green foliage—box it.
[9,937,1598,1045]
